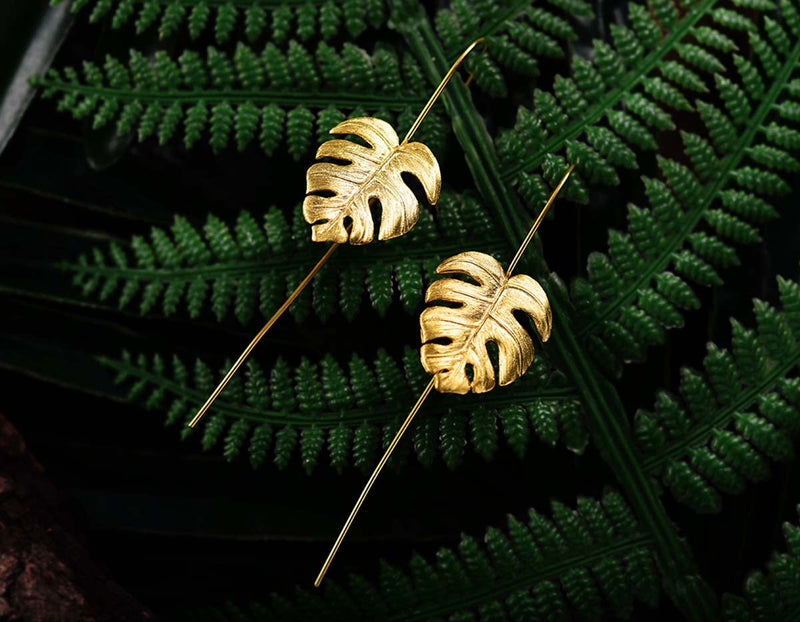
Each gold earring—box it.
[188,38,486,429]
[314,164,575,587]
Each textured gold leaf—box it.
[419,251,552,394]
[303,117,441,245]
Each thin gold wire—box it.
[402,37,486,145]
[313,376,437,587]
[187,39,486,430]
[505,163,575,277]
[313,164,574,586]
[188,243,339,428]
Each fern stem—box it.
[544,297,717,618]
[579,36,800,337]
[387,534,653,622]
[38,81,425,109]
[501,0,718,180]
[98,354,575,427]
[403,37,486,143]
[401,19,528,250]
[393,3,717,617]
[63,241,503,281]
[644,350,800,472]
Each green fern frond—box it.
[181,490,659,621]
[633,273,800,513]
[52,0,591,98]
[50,0,388,44]
[67,193,504,323]
[434,0,591,97]
[36,41,452,157]
[37,0,598,152]
[382,0,799,611]
[25,0,800,615]
[540,2,800,371]
[494,0,800,372]
[102,346,585,471]
[722,506,800,621]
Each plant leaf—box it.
[100,345,580,470]
[420,251,552,394]
[303,117,441,244]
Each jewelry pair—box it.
[186,38,573,586]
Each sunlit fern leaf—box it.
[98,346,585,470]
[177,490,658,621]
[35,42,452,158]
[50,0,389,44]
[722,505,800,621]
[66,194,503,323]
[634,271,800,513]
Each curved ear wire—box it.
[401,37,487,144]
[313,164,574,587]
[188,38,487,430]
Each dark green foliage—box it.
[67,194,503,323]
[37,42,449,158]
[51,0,389,43]
[494,0,800,373]
[637,276,800,513]
[52,0,589,100]
[186,491,658,621]
[433,0,590,97]
[101,346,583,470]
[29,0,800,617]
[37,0,595,156]
[722,506,800,621]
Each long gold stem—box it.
[188,242,340,429]
[191,40,486,430]
[402,38,486,145]
[505,164,575,278]
[314,376,437,587]
[310,39,489,584]
[312,167,574,585]
[314,165,574,586]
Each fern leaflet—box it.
[50,0,388,44]
[104,346,586,472]
[180,491,659,621]
[722,506,800,621]
[495,0,800,374]
[35,41,451,157]
[636,273,800,513]
[67,194,502,322]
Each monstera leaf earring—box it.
[314,164,575,586]
[188,39,486,429]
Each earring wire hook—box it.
[313,164,574,587]
[402,37,487,145]
[187,38,488,430]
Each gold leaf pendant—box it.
[315,165,574,586]
[188,39,484,429]
[304,117,441,244]
[421,251,552,394]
